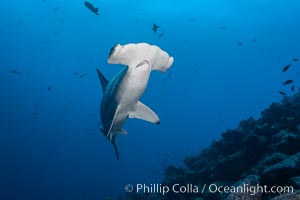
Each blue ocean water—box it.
[0,0,299,199]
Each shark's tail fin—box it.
[111,140,120,160]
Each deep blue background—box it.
[1,0,299,199]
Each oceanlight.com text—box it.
[124,183,294,196]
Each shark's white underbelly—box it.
[112,65,151,131]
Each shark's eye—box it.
[109,44,118,58]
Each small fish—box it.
[158,30,165,38]
[220,26,227,29]
[48,85,51,91]
[161,72,172,82]
[278,91,286,96]
[293,57,298,62]
[10,69,22,74]
[52,6,60,11]
[18,20,24,25]
[79,73,88,78]
[86,131,95,135]
[282,64,291,72]
[84,1,99,15]
[282,80,293,85]
[152,24,159,34]
[237,42,243,46]
[188,19,197,22]
[74,72,80,75]
[291,85,295,92]
[253,38,257,42]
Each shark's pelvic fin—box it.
[111,139,120,160]
[96,69,109,93]
[129,101,160,124]
[116,128,128,135]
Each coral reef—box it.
[125,92,300,200]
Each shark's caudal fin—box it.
[108,43,174,73]
[111,139,120,160]
[96,69,109,93]
[100,127,122,160]
[129,101,160,124]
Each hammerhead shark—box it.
[96,43,174,159]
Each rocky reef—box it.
[125,92,300,200]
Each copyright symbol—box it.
[125,184,134,192]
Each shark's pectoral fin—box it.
[129,101,160,124]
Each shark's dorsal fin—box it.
[129,101,160,124]
[96,69,109,93]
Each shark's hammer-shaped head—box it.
[108,43,174,72]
